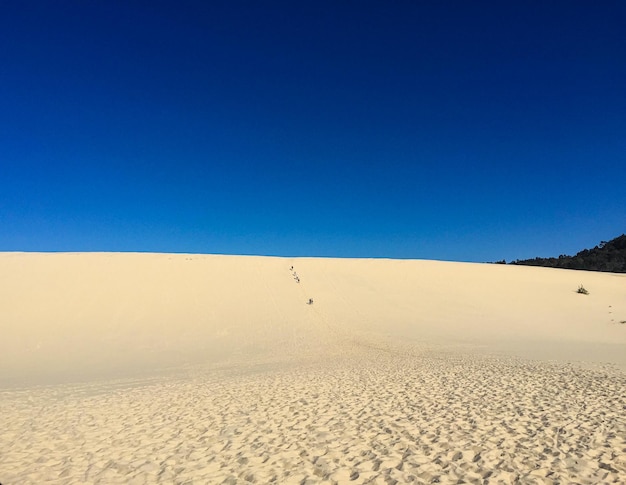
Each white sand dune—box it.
[1,252,625,484]
[1,252,625,384]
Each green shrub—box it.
[577,285,589,295]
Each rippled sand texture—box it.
[1,350,625,484]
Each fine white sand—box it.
[1,252,625,484]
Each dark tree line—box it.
[508,234,626,273]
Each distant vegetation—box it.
[503,234,626,273]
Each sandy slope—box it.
[1,252,625,484]
[1,252,625,385]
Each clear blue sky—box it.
[1,1,625,262]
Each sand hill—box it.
[1,252,625,483]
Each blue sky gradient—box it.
[1,1,625,261]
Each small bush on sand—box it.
[577,285,589,295]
